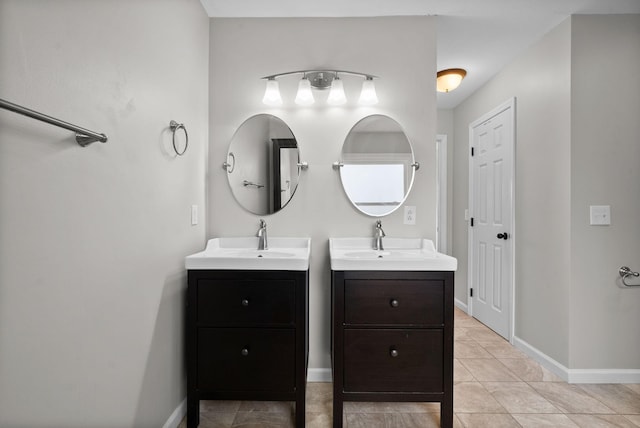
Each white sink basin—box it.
[185,237,311,271]
[329,237,457,271]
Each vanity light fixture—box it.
[294,75,314,106]
[262,78,283,106]
[436,68,467,93]
[358,76,378,105]
[326,76,347,106]
[261,70,378,106]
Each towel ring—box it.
[169,120,188,156]
[619,266,640,287]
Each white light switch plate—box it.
[590,205,610,225]
[404,206,416,225]
[191,205,198,226]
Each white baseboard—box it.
[163,398,186,428]
[512,336,569,382]
[308,368,332,382]
[567,369,640,384]
[513,336,640,384]
[454,298,468,313]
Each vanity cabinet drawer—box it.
[343,329,443,393]
[197,328,295,392]
[344,279,444,326]
[197,279,295,326]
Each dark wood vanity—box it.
[187,269,309,428]
[331,270,454,428]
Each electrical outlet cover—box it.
[404,205,416,225]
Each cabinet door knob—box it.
[241,299,250,307]
[390,299,399,308]
[390,348,399,358]
[241,348,249,357]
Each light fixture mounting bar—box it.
[306,72,334,90]
[261,69,378,90]
[261,69,380,106]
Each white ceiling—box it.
[199,0,640,109]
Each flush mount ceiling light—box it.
[436,68,467,93]
[261,70,378,106]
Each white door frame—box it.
[436,134,448,254]
[467,97,516,343]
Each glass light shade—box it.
[358,78,378,105]
[436,69,467,93]
[295,77,314,106]
[327,78,347,105]
[262,79,282,106]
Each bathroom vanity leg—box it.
[441,395,453,428]
[186,397,198,428]
[295,393,306,428]
[332,396,343,428]
[333,402,343,428]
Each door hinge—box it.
[470,288,473,297]
[471,147,475,157]
[470,217,474,227]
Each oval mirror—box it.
[339,115,416,217]
[224,114,301,215]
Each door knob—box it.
[497,233,509,240]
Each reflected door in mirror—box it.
[272,139,298,211]
[225,115,301,215]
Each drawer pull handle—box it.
[390,299,399,308]
[390,348,399,358]
[241,299,250,307]
[241,348,249,357]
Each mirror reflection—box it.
[340,115,415,217]
[225,114,301,215]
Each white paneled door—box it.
[469,99,515,340]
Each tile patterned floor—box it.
[180,308,640,427]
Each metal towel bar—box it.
[0,98,107,147]
[243,180,264,189]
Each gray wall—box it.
[208,17,437,372]
[0,1,209,426]
[227,117,270,213]
[453,18,572,365]
[570,15,640,369]
[437,109,455,255]
[451,15,640,371]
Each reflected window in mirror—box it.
[224,114,301,215]
[339,115,416,217]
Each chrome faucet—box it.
[257,219,268,250]
[373,220,386,251]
